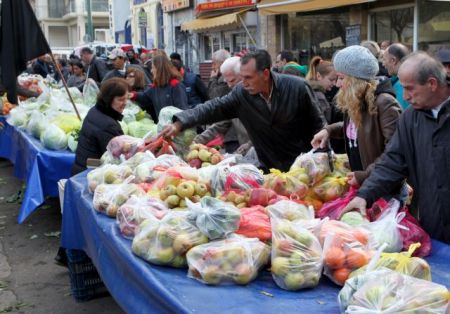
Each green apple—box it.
[233,263,254,285]
[159,190,168,201]
[177,182,195,198]
[304,272,320,287]
[202,265,222,285]
[194,183,209,197]
[157,227,174,247]
[171,255,186,268]
[201,162,211,168]
[179,199,187,208]
[156,247,174,264]
[166,195,181,208]
[224,247,244,265]
[284,272,305,290]
[271,257,290,276]
[186,149,199,161]
[103,170,116,184]
[198,149,212,162]
[164,176,181,187]
[163,185,178,196]
[294,230,313,247]
[173,233,193,254]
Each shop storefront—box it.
[258,0,450,62]
[181,0,258,62]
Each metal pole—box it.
[49,53,82,121]
[87,0,94,42]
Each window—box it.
[88,0,109,12]
[282,7,350,63]
[418,0,450,52]
[232,33,246,53]
[203,35,212,61]
[370,6,414,46]
[48,0,65,17]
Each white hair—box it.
[212,49,231,64]
[220,56,241,75]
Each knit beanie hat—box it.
[333,45,379,80]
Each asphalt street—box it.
[0,159,123,313]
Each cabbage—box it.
[340,211,369,226]
[52,114,81,134]
[27,111,47,139]
[119,121,129,135]
[40,124,68,150]
[7,107,28,128]
[67,130,79,152]
[127,118,157,138]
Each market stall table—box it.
[61,171,450,314]
[0,116,75,223]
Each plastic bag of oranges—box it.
[321,220,375,286]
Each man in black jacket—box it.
[160,49,326,171]
[343,52,450,244]
[80,47,108,85]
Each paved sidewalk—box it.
[0,159,123,314]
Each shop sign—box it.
[196,0,255,13]
[161,0,191,12]
[345,24,361,47]
[138,10,147,28]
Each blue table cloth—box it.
[0,116,75,223]
[61,172,450,314]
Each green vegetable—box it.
[40,124,68,150]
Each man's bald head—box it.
[383,43,410,75]
[400,52,447,86]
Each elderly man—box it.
[80,47,108,85]
[193,56,252,154]
[208,49,231,100]
[343,52,450,244]
[383,43,410,109]
[160,49,325,171]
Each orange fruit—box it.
[325,246,346,269]
[334,268,351,285]
[346,248,369,269]
[352,229,369,245]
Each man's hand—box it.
[340,196,367,219]
[236,142,251,155]
[158,121,182,139]
[347,172,359,187]
[210,69,219,78]
[311,129,330,149]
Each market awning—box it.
[181,10,246,31]
[257,0,375,15]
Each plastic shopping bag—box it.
[186,236,270,285]
[270,216,323,290]
[186,196,241,240]
[132,211,208,268]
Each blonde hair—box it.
[336,76,378,127]
[306,56,334,81]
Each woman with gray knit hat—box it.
[311,45,403,189]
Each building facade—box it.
[129,0,164,49]
[109,0,132,44]
[34,0,110,48]
[258,0,450,63]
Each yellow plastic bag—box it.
[349,243,431,281]
[313,176,349,202]
[264,168,309,198]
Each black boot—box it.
[55,247,68,267]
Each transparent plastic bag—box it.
[290,151,333,186]
[106,135,144,160]
[266,200,314,222]
[157,106,196,155]
[185,143,225,168]
[320,220,375,285]
[210,164,264,196]
[7,106,29,128]
[117,195,168,238]
[133,155,187,184]
[121,151,155,169]
[362,199,405,253]
[40,124,68,150]
[186,196,241,240]
[264,168,309,198]
[270,216,323,290]
[83,78,99,107]
[26,110,47,139]
[317,187,358,220]
[313,176,349,202]
[127,118,157,139]
[186,236,270,285]
[349,243,431,281]
[51,113,81,134]
[131,211,209,268]
[338,268,449,314]
[236,206,272,242]
[87,164,134,193]
[93,180,145,217]
[100,151,121,165]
